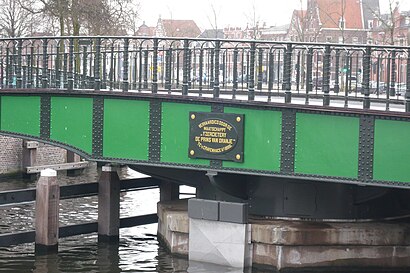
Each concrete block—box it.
[219,201,248,224]
[188,198,219,221]
[189,218,252,268]
[252,244,410,270]
[24,141,39,149]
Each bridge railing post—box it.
[35,169,59,254]
[268,49,274,101]
[209,48,214,90]
[138,46,142,91]
[94,38,101,91]
[248,42,256,100]
[182,39,189,96]
[102,48,107,89]
[334,49,340,94]
[344,53,350,108]
[109,45,114,91]
[362,46,372,109]
[257,47,263,91]
[143,47,149,89]
[16,39,22,88]
[152,38,158,93]
[213,40,220,98]
[81,45,87,89]
[232,48,238,99]
[406,53,410,112]
[6,47,10,88]
[63,51,68,89]
[322,45,331,106]
[55,43,61,89]
[306,47,313,105]
[295,50,301,92]
[165,47,172,92]
[190,47,194,89]
[122,38,129,92]
[198,48,204,96]
[68,38,74,91]
[283,43,292,103]
[390,50,396,98]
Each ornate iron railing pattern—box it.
[0,36,409,112]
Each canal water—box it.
[0,165,403,273]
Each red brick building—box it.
[302,0,370,44]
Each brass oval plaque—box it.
[189,112,244,162]
[195,118,238,154]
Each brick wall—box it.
[0,136,67,175]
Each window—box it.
[399,38,405,46]
[339,17,345,29]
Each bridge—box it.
[1,35,410,269]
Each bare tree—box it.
[365,0,399,45]
[244,1,260,39]
[207,1,220,33]
[22,0,140,36]
[0,0,41,37]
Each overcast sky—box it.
[137,0,410,30]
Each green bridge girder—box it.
[0,90,409,189]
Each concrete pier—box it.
[157,199,410,271]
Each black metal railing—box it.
[0,36,409,112]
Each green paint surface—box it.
[295,113,359,178]
[1,96,40,136]
[50,97,93,154]
[103,99,150,160]
[161,102,210,165]
[223,107,282,171]
[373,119,410,183]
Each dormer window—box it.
[368,20,373,29]
[339,17,345,29]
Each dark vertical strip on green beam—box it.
[210,104,224,169]
[280,108,296,174]
[40,95,51,139]
[92,97,104,158]
[149,101,162,162]
[358,115,374,181]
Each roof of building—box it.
[199,29,224,39]
[158,19,201,38]
[316,0,364,29]
[135,22,156,36]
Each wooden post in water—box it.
[160,181,180,202]
[98,165,120,242]
[35,169,59,254]
[23,140,38,179]
[66,150,82,176]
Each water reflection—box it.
[0,167,406,273]
[188,261,251,273]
